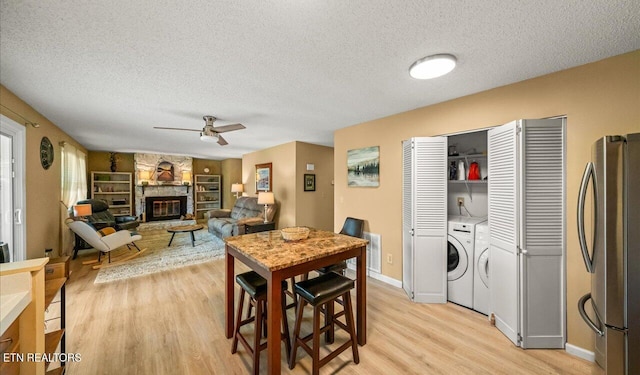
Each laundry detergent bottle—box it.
[457,160,466,180]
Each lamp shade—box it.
[140,170,152,181]
[181,171,192,183]
[257,192,274,205]
[73,204,93,217]
[231,183,244,193]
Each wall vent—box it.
[347,231,381,273]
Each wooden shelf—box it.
[44,278,66,308]
[448,180,487,184]
[194,175,221,219]
[448,153,487,160]
[44,329,65,362]
[94,191,131,195]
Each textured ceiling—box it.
[1,1,639,159]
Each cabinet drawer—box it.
[45,256,70,280]
[51,288,62,303]
[0,318,19,354]
[45,301,62,320]
[44,317,62,333]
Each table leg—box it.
[356,245,367,346]
[267,272,283,374]
[225,246,235,339]
[190,231,196,247]
[168,232,176,246]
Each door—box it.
[519,119,565,348]
[402,140,414,299]
[409,137,448,303]
[0,115,26,262]
[488,121,520,345]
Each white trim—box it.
[346,266,403,289]
[565,343,595,362]
[0,114,26,261]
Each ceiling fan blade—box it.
[153,126,202,132]
[217,134,229,146]
[212,123,246,133]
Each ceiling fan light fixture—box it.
[409,54,457,79]
[200,133,219,143]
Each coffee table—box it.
[167,224,204,247]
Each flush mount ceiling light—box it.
[409,54,457,79]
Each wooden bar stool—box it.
[288,272,359,374]
[231,271,291,375]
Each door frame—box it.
[0,114,26,261]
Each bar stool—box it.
[289,272,359,374]
[231,271,291,375]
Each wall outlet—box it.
[387,254,393,264]
[457,197,464,206]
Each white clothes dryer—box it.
[447,216,487,309]
[473,222,490,315]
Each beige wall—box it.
[334,50,640,352]
[221,158,242,209]
[1,85,87,259]
[242,141,334,229]
[295,142,334,230]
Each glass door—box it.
[0,115,26,262]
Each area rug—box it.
[94,226,225,284]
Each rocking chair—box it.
[67,220,145,269]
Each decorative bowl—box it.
[281,227,310,241]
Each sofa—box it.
[205,196,276,238]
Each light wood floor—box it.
[65,252,600,374]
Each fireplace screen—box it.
[153,200,181,218]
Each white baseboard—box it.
[346,266,403,288]
[565,343,595,362]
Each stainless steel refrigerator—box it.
[577,133,639,375]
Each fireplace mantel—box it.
[138,184,190,194]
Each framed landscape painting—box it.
[255,162,272,192]
[347,146,379,187]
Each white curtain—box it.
[60,143,87,255]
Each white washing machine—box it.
[447,216,487,309]
[473,222,490,315]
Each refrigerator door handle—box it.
[578,293,604,337]
[577,162,595,273]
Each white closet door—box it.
[488,121,520,345]
[412,137,447,303]
[402,140,414,299]
[519,119,565,348]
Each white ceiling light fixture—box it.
[409,54,457,79]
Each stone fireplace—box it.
[134,153,194,221]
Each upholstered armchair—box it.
[71,199,140,259]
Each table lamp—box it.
[231,183,244,198]
[257,192,274,223]
[73,203,93,221]
[139,170,152,186]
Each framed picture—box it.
[347,146,380,187]
[304,174,316,191]
[255,162,272,192]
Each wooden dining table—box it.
[224,228,368,374]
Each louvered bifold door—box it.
[412,137,447,303]
[488,121,520,345]
[402,140,414,299]
[519,119,565,348]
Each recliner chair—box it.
[71,199,140,259]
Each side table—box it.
[245,221,275,234]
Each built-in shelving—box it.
[91,171,133,216]
[194,174,221,219]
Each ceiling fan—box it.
[154,115,246,145]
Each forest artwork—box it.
[347,146,380,187]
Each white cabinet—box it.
[402,137,448,303]
[194,175,221,219]
[91,171,133,216]
[488,118,565,349]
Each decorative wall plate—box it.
[40,136,54,169]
